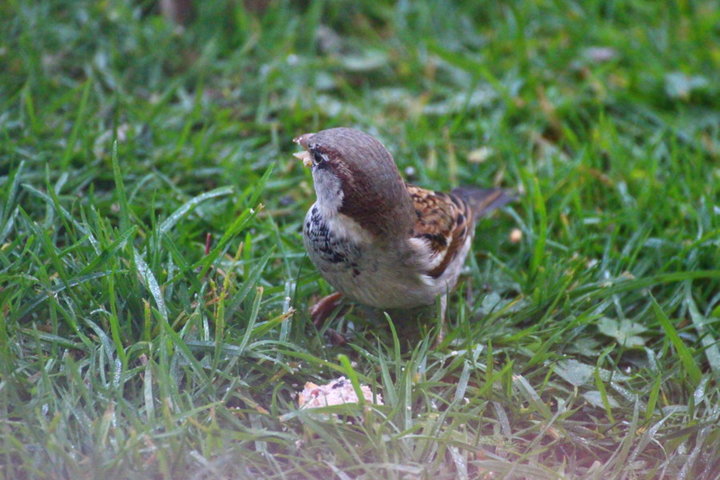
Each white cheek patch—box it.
[313,168,344,215]
[312,168,374,244]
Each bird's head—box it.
[294,127,414,237]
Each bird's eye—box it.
[311,150,327,165]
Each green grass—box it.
[2,0,720,478]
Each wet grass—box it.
[1,0,720,478]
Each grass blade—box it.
[134,248,168,321]
[111,139,131,234]
[61,79,92,170]
[0,160,23,244]
[653,296,702,386]
[686,293,720,376]
[159,186,234,235]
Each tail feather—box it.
[451,187,514,219]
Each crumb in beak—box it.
[293,151,313,167]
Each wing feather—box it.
[406,185,473,279]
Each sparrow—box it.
[293,127,511,336]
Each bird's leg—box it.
[434,293,448,348]
[309,291,345,327]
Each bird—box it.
[293,127,512,340]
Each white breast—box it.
[305,205,470,309]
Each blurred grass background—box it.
[1,0,720,478]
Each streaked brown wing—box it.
[407,185,473,279]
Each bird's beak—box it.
[293,133,314,168]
